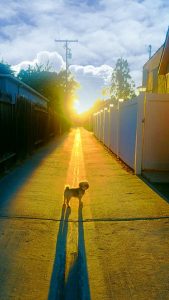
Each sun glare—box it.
[73,99,90,114]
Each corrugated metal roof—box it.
[0,74,49,102]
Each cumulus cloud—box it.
[1,0,168,69]
[1,0,169,109]
[13,51,65,73]
[70,64,113,84]
[13,51,113,110]
[70,64,113,110]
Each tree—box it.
[17,64,79,129]
[0,60,15,76]
[110,58,135,102]
[102,86,111,98]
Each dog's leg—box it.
[67,197,70,207]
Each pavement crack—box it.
[0,215,61,222]
[0,215,169,223]
[83,216,169,222]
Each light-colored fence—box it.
[109,105,118,154]
[142,94,169,171]
[93,93,169,174]
[103,108,109,147]
[118,99,138,169]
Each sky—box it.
[0,0,169,112]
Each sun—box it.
[73,99,89,114]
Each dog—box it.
[64,181,89,207]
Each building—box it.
[143,27,169,93]
[0,74,48,108]
[0,74,52,164]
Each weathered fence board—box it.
[0,94,58,166]
[0,95,15,162]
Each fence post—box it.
[117,99,124,158]
[134,93,146,174]
[108,104,113,149]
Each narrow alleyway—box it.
[0,128,169,300]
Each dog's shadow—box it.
[48,202,90,300]
[48,204,71,300]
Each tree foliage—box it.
[0,60,15,76]
[17,64,79,123]
[110,58,135,102]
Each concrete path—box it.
[0,128,169,300]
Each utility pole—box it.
[54,39,78,135]
[54,39,78,88]
[148,44,152,59]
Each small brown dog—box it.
[64,181,89,207]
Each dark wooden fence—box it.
[0,94,59,167]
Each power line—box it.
[55,39,78,88]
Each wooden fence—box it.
[0,94,59,167]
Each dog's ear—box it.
[79,181,89,190]
[79,182,83,188]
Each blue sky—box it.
[0,0,169,111]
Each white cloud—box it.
[70,64,112,78]
[13,51,113,110]
[0,0,169,110]
[70,64,113,110]
[13,51,65,73]
[1,0,168,67]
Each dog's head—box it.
[79,181,89,190]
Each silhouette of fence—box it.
[0,93,59,167]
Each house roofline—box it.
[0,74,49,102]
[158,26,169,75]
[143,44,164,69]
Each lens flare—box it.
[73,99,92,114]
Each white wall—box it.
[103,109,109,147]
[92,93,169,174]
[109,106,118,154]
[93,114,97,137]
[99,111,104,142]
[118,100,138,169]
[95,112,100,139]
[142,94,169,170]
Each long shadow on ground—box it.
[48,202,91,300]
[0,135,67,209]
[150,183,169,204]
[48,204,71,299]
[139,176,169,204]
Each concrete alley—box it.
[0,128,169,300]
